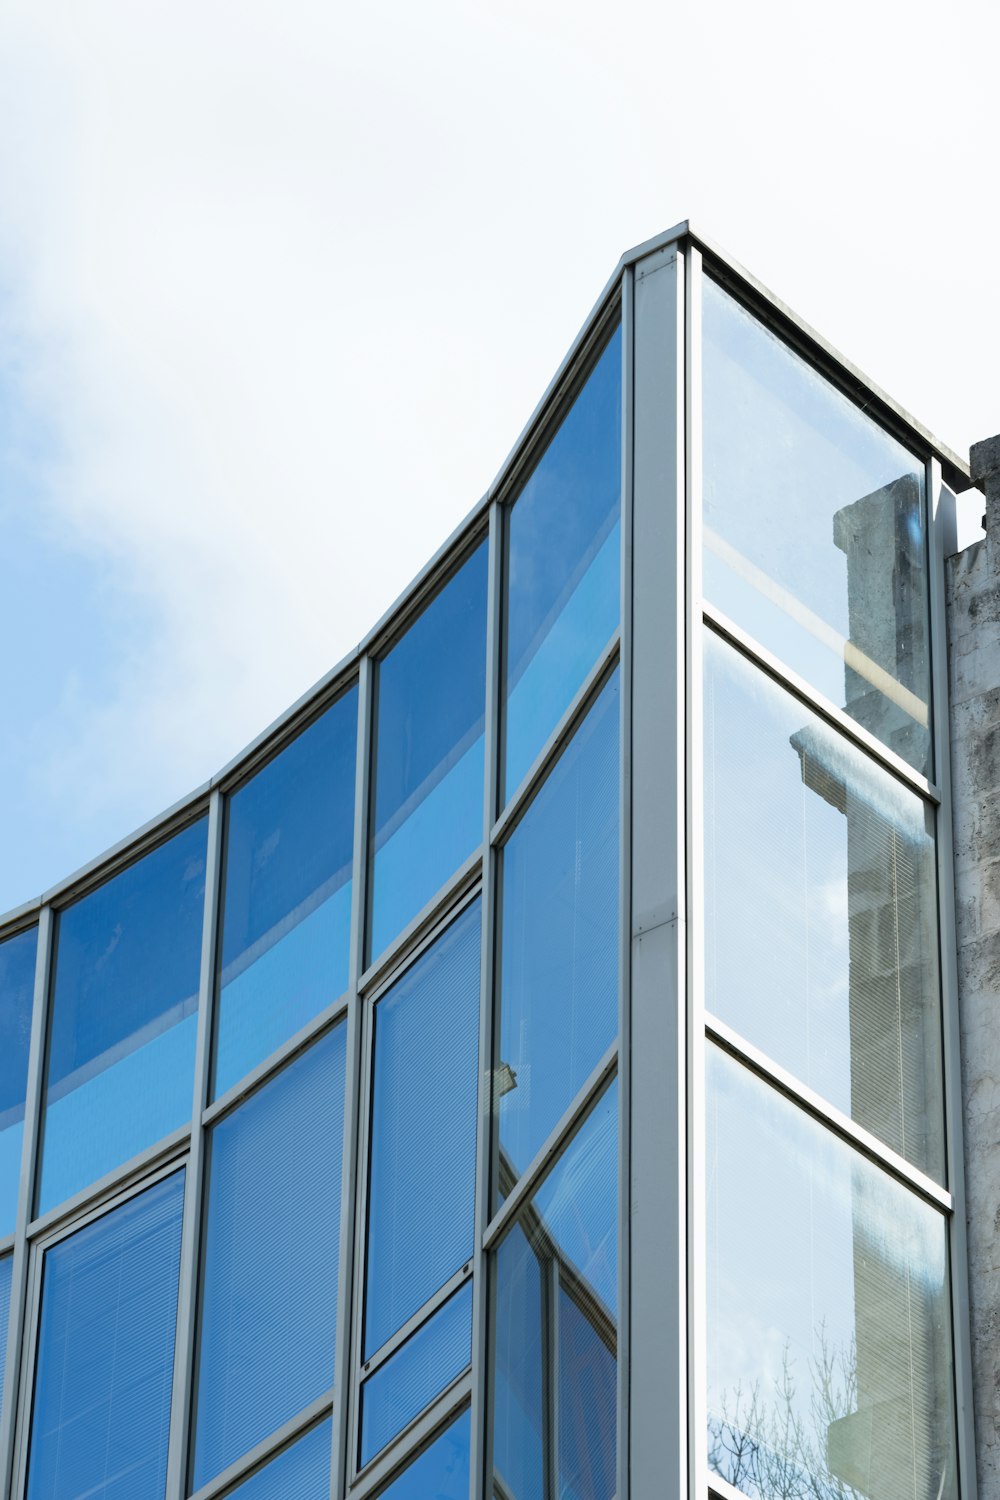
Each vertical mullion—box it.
[544,1258,560,1500]
[928,456,979,1500]
[627,241,687,1500]
[616,263,634,1500]
[0,904,53,1500]
[470,497,502,1500]
[165,789,224,1500]
[332,654,374,1500]
[685,243,707,1500]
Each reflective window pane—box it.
[505,325,621,802]
[0,927,35,1235]
[702,277,932,776]
[498,671,618,1193]
[215,687,357,1099]
[707,1046,956,1500]
[365,902,480,1358]
[491,1080,617,1500]
[369,544,487,963]
[377,1409,470,1500]
[704,631,944,1179]
[225,1420,330,1500]
[193,1024,346,1489]
[40,819,207,1215]
[361,1280,472,1467]
[26,1170,185,1500]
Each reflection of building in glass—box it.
[0,222,993,1500]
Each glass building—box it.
[0,223,976,1500]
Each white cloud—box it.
[0,0,997,901]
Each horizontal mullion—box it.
[708,1470,756,1500]
[0,1235,13,1260]
[359,852,483,1001]
[703,603,940,805]
[361,1261,473,1380]
[706,1014,952,1213]
[491,630,621,850]
[204,991,350,1128]
[187,1391,334,1500]
[483,1041,618,1254]
[350,1375,471,1499]
[27,1126,190,1242]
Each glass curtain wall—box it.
[701,273,958,1500]
[0,295,621,1500]
[0,233,967,1500]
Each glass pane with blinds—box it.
[0,926,35,1235]
[193,1023,346,1489]
[704,630,944,1180]
[214,686,357,1099]
[26,1170,185,1500]
[39,819,207,1216]
[361,1280,472,1467]
[368,543,488,964]
[0,1254,12,1420]
[707,1046,956,1500]
[497,670,619,1195]
[491,1079,617,1500]
[702,276,932,777]
[377,1409,470,1500]
[365,901,480,1358]
[504,324,621,803]
[224,1420,331,1500]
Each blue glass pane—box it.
[26,1170,184,1500]
[193,1024,346,1489]
[0,927,35,1235]
[361,1281,473,1467]
[215,687,357,1098]
[378,1409,470,1500]
[505,326,621,802]
[225,1420,331,1499]
[492,1082,617,1500]
[498,672,619,1190]
[492,1225,543,1500]
[369,543,487,963]
[365,902,480,1357]
[39,820,207,1215]
[0,1255,12,1419]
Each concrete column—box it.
[949,435,1000,1500]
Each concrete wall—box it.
[949,435,1000,1500]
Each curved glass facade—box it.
[0,230,971,1500]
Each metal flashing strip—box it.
[482,1042,618,1256]
[703,602,941,805]
[705,1015,953,1214]
[350,1379,471,1500]
[203,991,350,1130]
[490,630,621,851]
[360,1263,473,1384]
[358,853,483,1001]
[188,1393,334,1500]
[690,228,970,493]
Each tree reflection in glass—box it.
[707,1046,956,1500]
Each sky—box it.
[0,0,996,915]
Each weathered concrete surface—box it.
[950,436,1000,1500]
